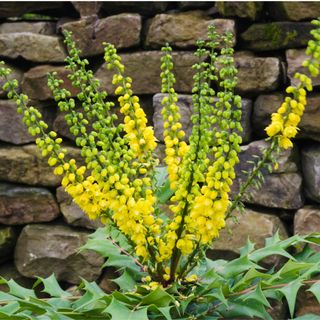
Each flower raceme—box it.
[0,21,320,285]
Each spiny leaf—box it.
[104,297,148,320]
[5,279,36,299]
[277,279,304,318]
[307,281,320,304]
[240,283,271,308]
[113,269,137,291]
[140,287,175,308]
[36,274,71,298]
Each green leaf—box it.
[148,305,172,320]
[293,314,320,320]
[307,282,320,304]
[203,286,228,307]
[104,297,148,320]
[37,274,71,298]
[239,238,255,257]
[154,166,168,188]
[241,283,271,308]
[140,287,175,308]
[156,179,174,204]
[278,260,314,278]
[113,269,137,291]
[277,279,303,318]
[5,279,36,299]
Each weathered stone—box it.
[72,2,102,17]
[178,2,213,10]
[95,51,199,94]
[146,11,235,48]
[0,226,17,263]
[101,2,168,16]
[269,2,320,21]
[301,144,320,203]
[294,206,320,252]
[53,111,74,141]
[287,49,320,87]
[0,262,34,292]
[56,186,102,229]
[22,65,79,101]
[296,288,320,316]
[240,22,313,51]
[235,52,281,93]
[0,33,66,62]
[153,93,252,144]
[0,2,64,18]
[15,224,104,284]
[0,62,23,98]
[253,93,320,141]
[99,268,118,293]
[0,144,83,187]
[215,2,263,20]
[61,14,141,56]
[0,100,55,145]
[232,140,303,209]
[208,208,288,264]
[0,21,56,35]
[0,183,60,225]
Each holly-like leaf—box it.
[36,274,71,298]
[240,283,271,308]
[277,279,303,318]
[307,281,320,304]
[140,287,175,308]
[156,179,174,204]
[104,297,148,320]
[113,269,137,291]
[5,279,36,299]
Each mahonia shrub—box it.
[0,21,320,320]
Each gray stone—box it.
[0,144,83,187]
[209,208,288,264]
[286,49,320,87]
[22,65,79,101]
[56,186,102,229]
[53,111,75,141]
[269,2,320,21]
[146,11,235,48]
[0,33,67,62]
[101,2,168,16]
[0,100,55,145]
[0,62,23,98]
[61,14,141,56]
[15,224,104,284]
[72,2,102,17]
[0,226,17,263]
[0,262,34,292]
[178,2,213,10]
[95,51,199,95]
[0,21,56,35]
[294,205,320,252]
[301,144,320,203]
[99,269,118,293]
[0,3,64,18]
[232,140,303,210]
[253,93,320,141]
[215,2,263,20]
[240,22,313,51]
[0,183,60,225]
[153,93,252,144]
[234,52,281,93]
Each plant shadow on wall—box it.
[0,20,320,320]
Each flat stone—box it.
[269,2,320,21]
[153,93,252,144]
[0,2,64,18]
[22,65,79,101]
[61,14,141,57]
[234,52,281,93]
[146,11,235,48]
[215,2,263,20]
[0,33,67,62]
[56,186,102,229]
[253,93,320,141]
[15,224,104,284]
[72,2,102,17]
[0,262,34,292]
[0,62,23,98]
[0,144,83,187]
[208,208,288,264]
[294,205,320,252]
[0,226,17,263]
[240,22,313,51]
[0,100,55,145]
[95,51,199,95]
[301,144,320,203]
[0,183,60,225]
[286,49,320,87]
[0,21,56,35]
[232,140,303,209]
[101,2,168,16]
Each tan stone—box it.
[146,11,235,48]
[0,21,56,35]
[216,2,263,20]
[72,2,102,17]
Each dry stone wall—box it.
[0,1,319,314]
